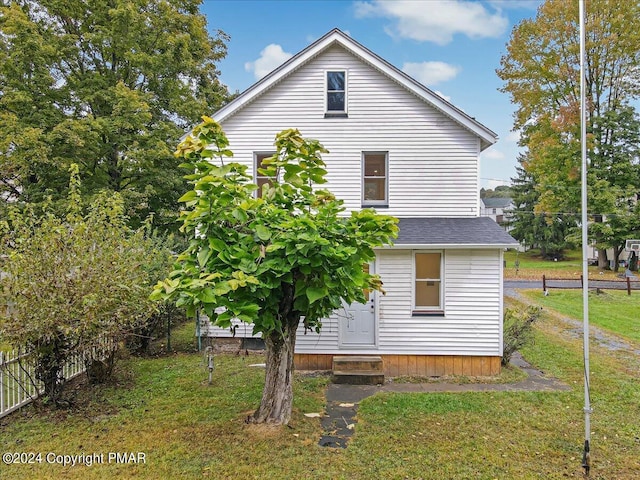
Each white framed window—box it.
[413,251,443,314]
[254,152,275,198]
[362,152,388,206]
[326,70,347,114]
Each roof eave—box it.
[380,243,519,250]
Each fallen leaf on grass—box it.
[304,412,322,418]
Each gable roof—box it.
[481,197,513,209]
[393,217,518,248]
[213,28,498,151]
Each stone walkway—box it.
[318,352,569,448]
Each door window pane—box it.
[415,253,441,279]
[415,281,440,307]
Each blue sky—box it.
[200,0,543,189]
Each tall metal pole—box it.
[579,0,592,475]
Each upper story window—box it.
[362,152,388,206]
[255,152,275,198]
[413,251,443,315]
[326,70,347,115]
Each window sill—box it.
[324,112,348,118]
[362,204,389,208]
[412,310,445,317]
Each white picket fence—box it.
[0,344,99,419]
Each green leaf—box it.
[199,288,217,303]
[178,190,198,203]
[265,243,283,252]
[306,286,328,304]
[255,224,271,241]
[197,247,211,267]
[232,208,248,222]
[213,281,232,295]
[209,238,227,252]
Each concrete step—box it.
[332,356,384,385]
[332,355,383,372]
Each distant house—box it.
[481,197,513,228]
[201,29,518,376]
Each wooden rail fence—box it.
[542,275,640,295]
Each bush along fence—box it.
[542,275,640,295]
[0,339,112,419]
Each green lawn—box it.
[1,310,639,479]
[522,289,640,343]
[504,248,621,280]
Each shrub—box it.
[0,167,172,402]
[502,306,541,365]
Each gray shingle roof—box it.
[481,197,513,209]
[394,217,518,246]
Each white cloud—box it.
[354,0,509,45]
[482,178,509,190]
[402,61,461,87]
[506,130,521,143]
[244,44,293,80]
[480,148,506,161]
[488,0,541,10]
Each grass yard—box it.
[522,289,640,343]
[1,308,640,479]
[504,249,622,280]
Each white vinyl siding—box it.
[295,248,503,356]
[218,45,480,217]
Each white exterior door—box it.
[340,262,376,347]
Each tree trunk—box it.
[250,317,299,425]
[34,335,66,405]
[612,245,622,273]
[597,248,609,271]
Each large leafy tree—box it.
[0,0,230,231]
[152,118,398,424]
[0,166,171,403]
[497,0,640,269]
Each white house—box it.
[203,29,518,376]
[480,197,513,228]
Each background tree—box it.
[0,167,172,403]
[480,185,513,199]
[497,0,640,269]
[0,0,231,231]
[509,160,576,258]
[152,118,398,425]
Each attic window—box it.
[325,70,347,116]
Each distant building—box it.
[480,197,513,229]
